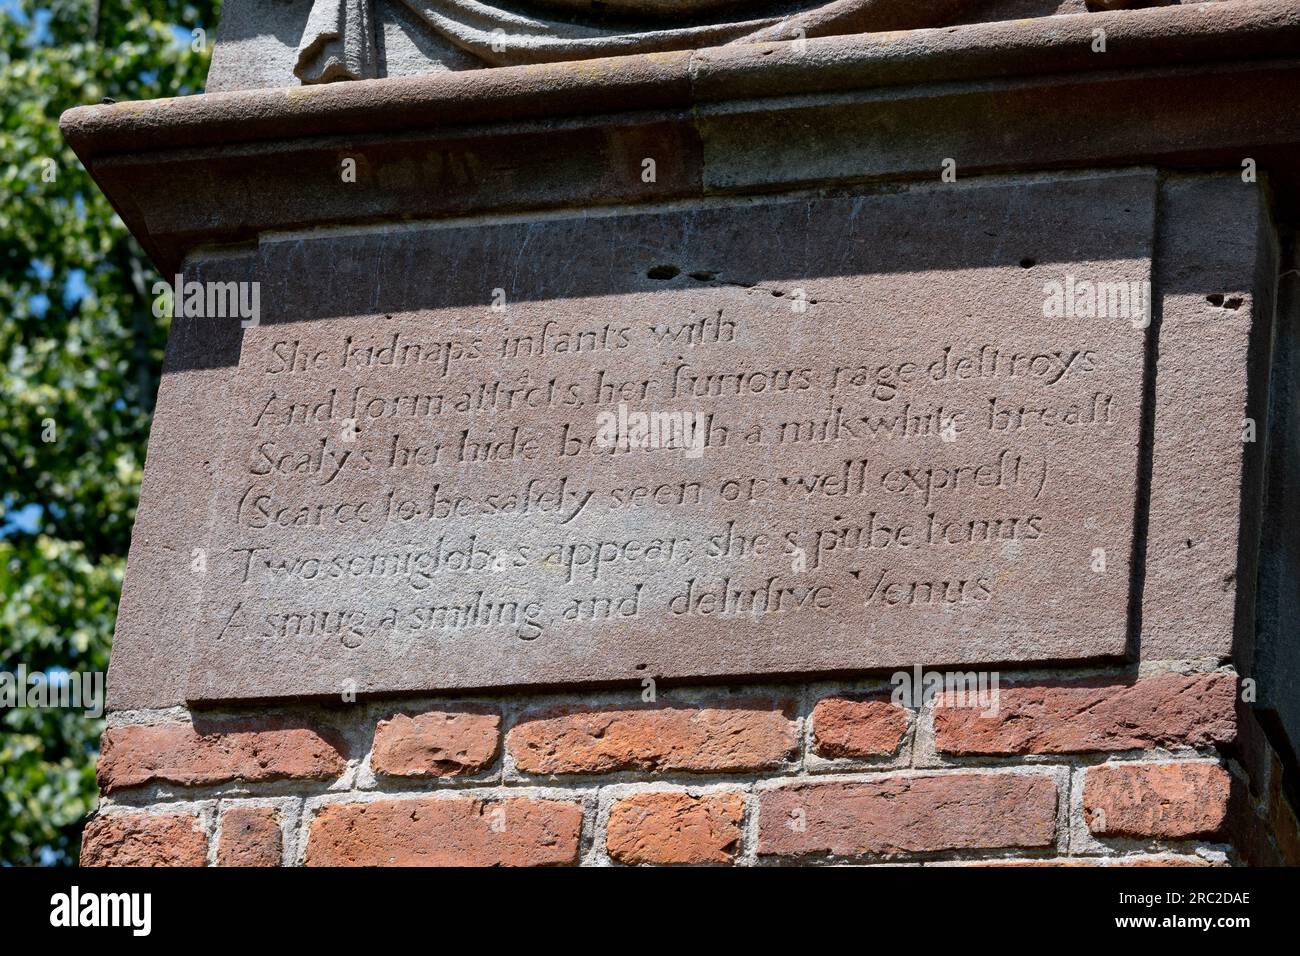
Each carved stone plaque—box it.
[186,172,1153,700]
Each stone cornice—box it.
[61,1,1300,274]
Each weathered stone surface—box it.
[103,252,251,710]
[216,806,283,867]
[81,813,208,867]
[697,57,1300,196]
[932,671,1237,755]
[296,0,977,79]
[1143,177,1275,660]
[1083,762,1232,839]
[181,173,1150,702]
[507,702,797,775]
[811,695,910,759]
[1255,211,1300,788]
[371,709,500,777]
[200,1,1300,92]
[305,797,582,865]
[758,772,1057,859]
[606,791,745,865]
[97,719,347,791]
[208,0,992,90]
[63,6,1300,277]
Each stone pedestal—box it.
[66,0,1300,866]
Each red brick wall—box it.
[81,663,1294,867]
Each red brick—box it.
[81,812,208,867]
[933,672,1236,755]
[758,773,1057,859]
[812,696,909,759]
[305,797,582,866]
[1084,762,1231,839]
[97,718,347,792]
[606,792,745,865]
[507,701,797,775]
[371,709,500,778]
[216,807,282,867]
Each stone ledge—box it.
[58,2,1300,275]
[60,3,1300,157]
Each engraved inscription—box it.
[187,181,1153,699]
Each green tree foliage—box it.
[1,0,217,865]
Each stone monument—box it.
[65,0,1300,866]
